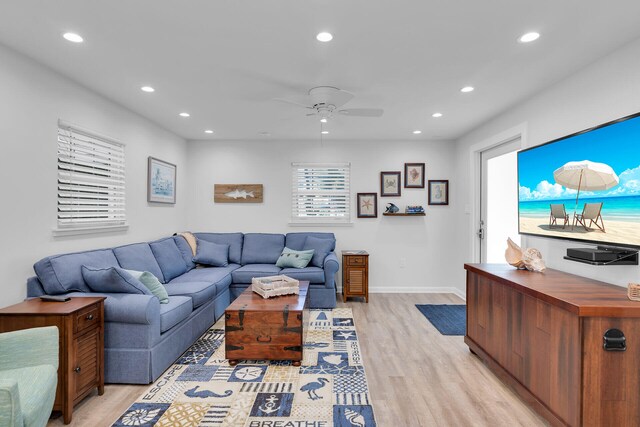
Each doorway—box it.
[480,138,521,263]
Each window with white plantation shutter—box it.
[291,162,351,224]
[56,121,127,233]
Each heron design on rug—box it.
[300,377,329,400]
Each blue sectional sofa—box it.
[26,232,338,384]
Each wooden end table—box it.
[342,250,369,302]
[225,281,309,366]
[0,297,105,424]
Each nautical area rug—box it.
[112,308,377,427]
[415,304,466,336]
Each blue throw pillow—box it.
[81,266,151,295]
[276,247,315,268]
[193,239,229,267]
[303,236,336,268]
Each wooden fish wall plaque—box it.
[214,184,264,203]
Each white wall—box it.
[0,44,188,307]
[186,139,462,295]
[454,36,640,288]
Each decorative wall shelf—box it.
[382,212,425,216]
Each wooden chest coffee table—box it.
[225,281,309,366]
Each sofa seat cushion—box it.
[241,233,285,265]
[113,243,165,283]
[279,267,325,283]
[232,264,281,284]
[0,364,57,427]
[169,265,239,292]
[164,282,217,309]
[34,249,119,295]
[159,296,192,333]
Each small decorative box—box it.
[251,275,300,299]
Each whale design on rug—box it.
[184,385,233,398]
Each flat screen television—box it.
[518,111,640,248]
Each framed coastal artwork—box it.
[380,171,401,197]
[357,193,378,218]
[148,157,177,204]
[428,180,449,205]
[404,163,425,188]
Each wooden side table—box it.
[341,250,369,302]
[0,297,105,424]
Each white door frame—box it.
[468,123,528,263]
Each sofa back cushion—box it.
[194,233,244,265]
[34,249,119,295]
[149,238,190,283]
[173,236,196,270]
[241,233,285,265]
[285,232,336,251]
[113,243,165,282]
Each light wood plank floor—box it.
[48,293,548,426]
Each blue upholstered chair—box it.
[0,326,58,427]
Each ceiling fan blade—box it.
[338,108,384,117]
[273,98,313,109]
[308,86,354,108]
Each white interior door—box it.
[480,138,521,263]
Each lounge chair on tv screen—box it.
[573,202,605,232]
[549,204,569,228]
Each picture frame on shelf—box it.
[357,193,378,218]
[380,171,401,197]
[148,157,177,204]
[428,180,449,205]
[404,163,425,188]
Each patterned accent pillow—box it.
[276,247,315,269]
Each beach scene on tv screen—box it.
[518,114,640,247]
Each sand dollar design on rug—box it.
[112,308,377,426]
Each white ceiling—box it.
[2,1,640,141]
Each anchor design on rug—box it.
[258,394,281,414]
[184,386,233,398]
[300,377,329,400]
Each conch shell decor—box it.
[505,238,546,272]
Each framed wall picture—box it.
[428,180,449,205]
[404,163,425,188]
[380,171,401,197]
[148,157,177,204]
[357,193,378,218]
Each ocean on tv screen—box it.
[518,113,640,247]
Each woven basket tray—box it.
[251,275,300,299]
[628,283,640,301]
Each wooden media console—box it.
[465,263,640,427]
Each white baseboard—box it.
[337,286,466,301]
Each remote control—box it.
[40,295,71,302]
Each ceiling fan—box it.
[274,86,383,122]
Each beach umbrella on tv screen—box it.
[553,160,619,222]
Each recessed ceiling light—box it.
[460,86,474,93]
[204,130,213,134]
[432,112,443,118]
[413,130,422,134]
[518,32,540,43]
[259,131,271,136]
[63,32,83,43]
[320,118,328,123]
[179,112,190,117]
[321,130,329,134]
[140,86,155,93]
[316,32,333,42]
